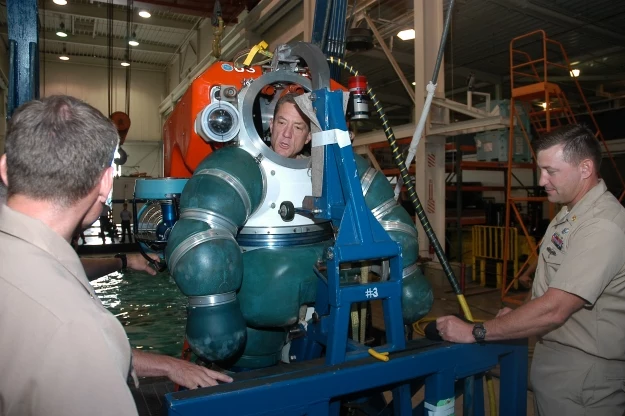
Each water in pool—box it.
[91,269,187,357]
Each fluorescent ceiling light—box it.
[397,29,415,41]
[56,23,67,37]
[138,10,151,18]
[59,46,69,60]
[121,61,130,67]
[53,0,68,5]
[570,68,580,77]
[128,32,139,47]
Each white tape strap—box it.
[312,129,351,148]
[424,399,455,415]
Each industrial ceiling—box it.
[1,0,625,129]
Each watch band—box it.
[115,253,127,271]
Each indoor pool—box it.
[91,269,187,357]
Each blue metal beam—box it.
[7,0,39,117]
[165,340,528,415]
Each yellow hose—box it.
[486,373,497,414]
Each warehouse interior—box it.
[1,0,625,415]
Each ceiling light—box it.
[397,29,415,41]
[56,22,68,37]
[138,10,151,18]
[570,68,580,77]
[128,33,139,47]
[59,45,69,60]
[121,60,130,67]
[53,0,68,5]
[411,81,416,86]
[540,102,547,109]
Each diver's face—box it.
[270,102,311,158]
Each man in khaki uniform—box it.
[436,124,625,415]
[0,96,231,416]
[0,95,139,416]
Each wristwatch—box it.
[472,323,487,343]
[114,253,127,271]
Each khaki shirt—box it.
[532,180,625,360]
[0,205,138,416]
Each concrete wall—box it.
[0,56,165,177]
[41,60,165,142]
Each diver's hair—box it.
[5,95,118,206]
[272,92,311,131]
[533,124,602,173]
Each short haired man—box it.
[269,93,312,158]
[0,96,230,416]
[436,124,625,415]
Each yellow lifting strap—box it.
[243,41,271,66]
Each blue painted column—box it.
[311,0,347,81]
[7,0,39,117]
[499,341,528,415]
[424,369,456,415]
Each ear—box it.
[97,166,114,203]
[269,118,274,135]
[0,154,8,188]
[579,158,593,180]
[305,131,312,144]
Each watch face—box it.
[473,325,486,341]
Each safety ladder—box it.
[501,30,625,305]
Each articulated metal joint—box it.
[237,221,334,247]
[179,208,238,236]
[402,262,420,279]
[188,292,236,307]
[380,220,418,240]
[168,229,236,275]
[360,167,377,197]
[371,198,397,221]
[195,168,252,219]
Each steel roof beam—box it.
[487,0,625,45]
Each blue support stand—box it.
[287,88,412,414]
[299,88,406,365]
[7,0,39,117]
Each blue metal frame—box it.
[7,0,39,117]
[301,89,406,365]
[286,88,411,413]
[166,339,528,415]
